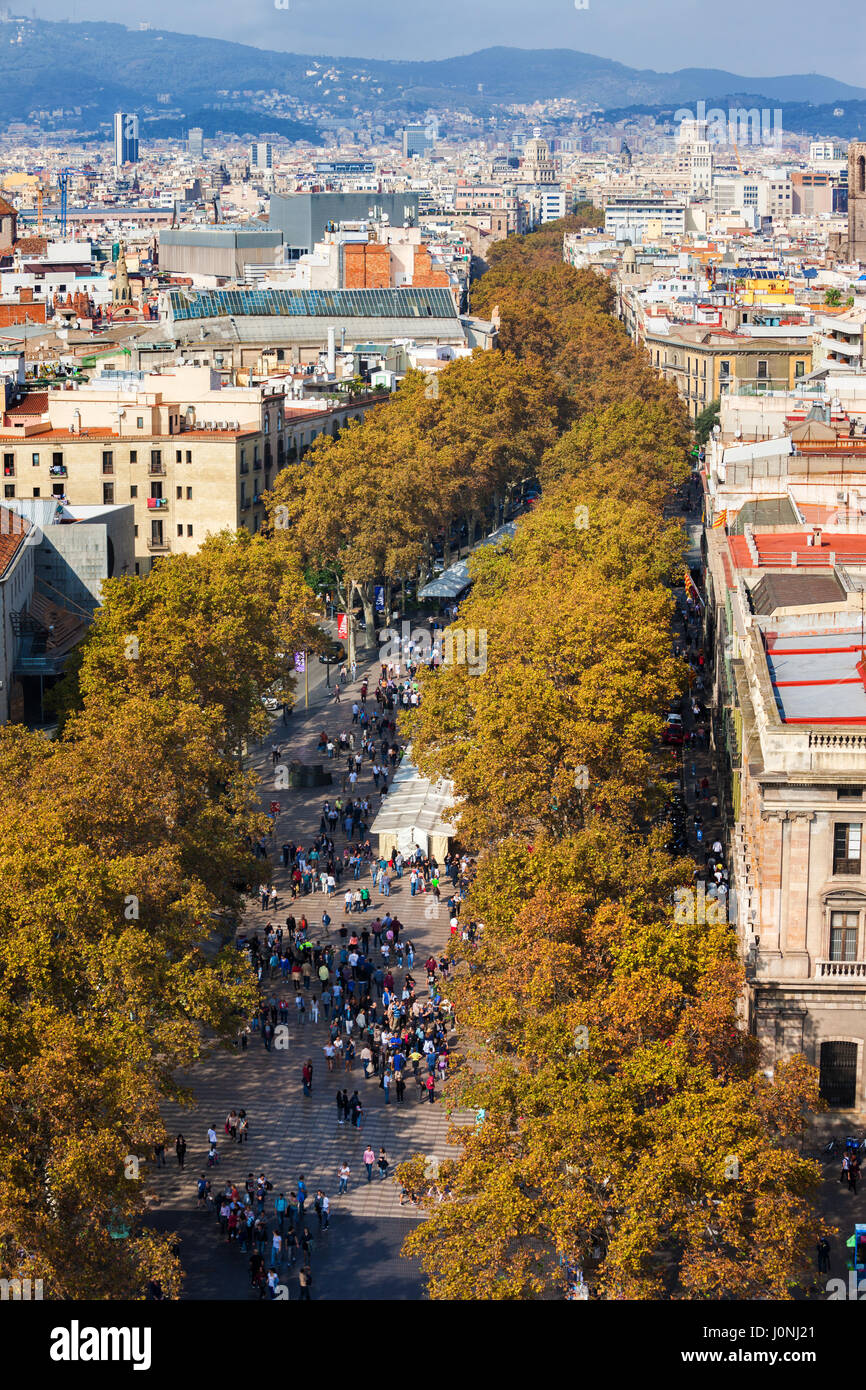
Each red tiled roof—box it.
[0,507,30,579]
[0,426,258,442]
[4,392,48,418]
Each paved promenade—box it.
[147,640,469,1299]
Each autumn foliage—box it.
[0,532,318,1297]
[393,221,824,1299]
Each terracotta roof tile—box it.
[0,506,30,579]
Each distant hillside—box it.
[0,18,862,138]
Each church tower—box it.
[847,142,866,263]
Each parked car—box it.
[662,712,685,745]
[318,641,346,665]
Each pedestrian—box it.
[849,1157,861,1194]
[338,1161,350,1195]
[298,1263,313,1300]
[336,1088,345,1126]
[426,1074,436,1104]
[175,1134,187,1169]
[302,1058,313,1097]
[285,1226,298,1267]
[816,1236,831,1273]
[364,1144,375,1182]
[378,1147,389,1181]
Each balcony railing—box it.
[149,463,166,475]
[49,465,67,477]
[815,959,866,980]
[146,537,170,551]
[146,497,168,509]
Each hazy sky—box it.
[35,0,866,85]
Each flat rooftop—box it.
[765,628,866,724]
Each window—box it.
[830,911,859,962]
[838,787,864,799]
[151,450,162,467]
[137,417,144,429]
[795,361,805,378]
[185,450,191,463]
[130,485,138,499]
[177,524,183,537]
[3,453,13,476]
[103,482,114,505]
[4,484,14,498]
[187,524,193,537]
[820,1040,858,1109]
[134,526,138,538]
[32,488,39,497]
[186,487,192,500]
[102,451,114,474]
[176,486,182,500]
[176,450,182,463]
[52,452,63,467]
[833,823,862,875]
[756,360,769,380]
[130,450,137,463]
[31,453,39,466]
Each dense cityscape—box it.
[0,0,865,1362]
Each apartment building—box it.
[701,378,866,1112]
[603,199,686,241]
[641,323,811,419]
[0,365,377,573]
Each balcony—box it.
[149,463,166,476]
[146,497,168,509]
[49,465,67,477]
[815,960,866,980]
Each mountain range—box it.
[0,17,862,138]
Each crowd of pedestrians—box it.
[179,643,479,1297]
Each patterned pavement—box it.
[146,641,468,1299]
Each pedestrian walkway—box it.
[147,640,469,1299]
